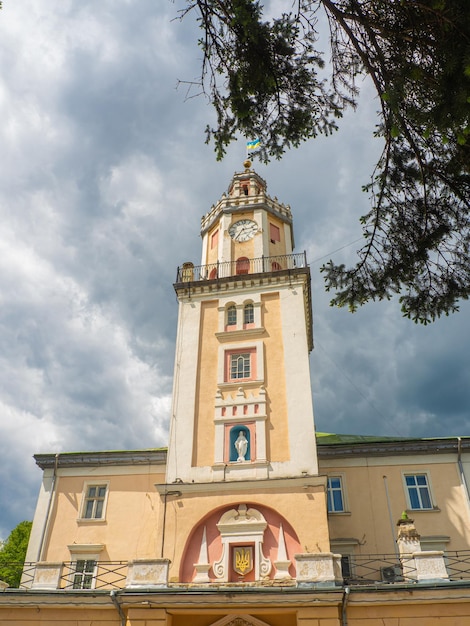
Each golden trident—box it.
[234,547,252,575]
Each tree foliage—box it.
[180,0,470,322]
[0,521,32,588]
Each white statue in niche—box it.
[234,430,248,461]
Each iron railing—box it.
[175,252,307,283]
[5,552,470,590]
[340,553,416,585]
[59,561,128,590]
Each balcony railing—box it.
[3,551,470,590]
[175,252,307,284]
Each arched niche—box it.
[229,425,251,462]
[179,502,301,583]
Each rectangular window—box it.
[72,559,96,589]
[82,484,107,519]
[270,223,280,243]
[211,229,219,249]
[405,474,433,510]
[327,477,345,512]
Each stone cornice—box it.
[34,449,167,470]
[174,266,310,297]
[174,267,313,352]
[317,437,470,459]
[155,475,327,496]
[33,437,470,470]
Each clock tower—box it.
[161,160,329,584]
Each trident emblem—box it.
[233,546,253,576]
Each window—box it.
[72,559,96,589]
[270,223,280,243]
[405,474,433,510]
[271,261,282,271]
[211,229,219,249]
[236,257,250,275]
[219,342,263,386]
[327,477,345,512]
[227,305,237,327]
[244,303,254,325]
[82,484,108,519]
[230,353,251,380]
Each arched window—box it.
[226,305,237,327]
[209,267,217,280]
[244,303,254,325]
[271,261,282,271]
[236,257,250,275]
[230,353,251,379]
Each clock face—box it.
[228,219,258,242]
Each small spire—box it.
[243,159,252,170]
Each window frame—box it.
[270,223,281,243]
[327,475,347,513]
[226,349,255,382]
[79,481,109,521]
[403,472,434,511]
[226,305,237,328]
[217,340,264,386]
[243,303,254,326]
[71,558,97,590]
[66,543,104,591]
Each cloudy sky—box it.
[0,0,469,540]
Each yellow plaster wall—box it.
[170,611,299,626]
[193,299,219,467]
[206,226,219,266]
[267,215,287,258]
[0,606,120,625]
[43,470,165,562]
[346,594,470,624]
[323,459,470,553]
[3,597,470,625]
[261,293,289,463]
[162,486,329,579]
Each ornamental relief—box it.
[208,615,272,626]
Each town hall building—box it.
[2,161,470,625]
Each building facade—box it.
[2,162,470,624]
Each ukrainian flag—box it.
[246,138,261,151]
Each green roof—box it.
[316,432,420,445]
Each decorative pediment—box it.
[217,504,268,534]
[213,504,272,581]
[208,615,273,626]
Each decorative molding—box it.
[193,527,211,583]
[213,504,272,582]
[34,449,167,469]
[295,553,341,585]
[208,616,273,626]
[414,551,449,582]
[31,562,62,590]
[67,544,105,555]
[274,523,292,580]
[155,475,327,495]
[126,559,170,589]
[216,328,265,341]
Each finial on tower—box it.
[243,159,252,171]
